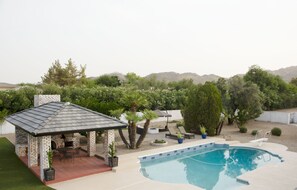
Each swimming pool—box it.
[139,143,282,190]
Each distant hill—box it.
[90,65,297,84]
[0,82,18,90]
[145,72,220,84]
[269,66,297,82]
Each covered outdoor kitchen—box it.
[5,95,127,183]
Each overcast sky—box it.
[0,0,296,84]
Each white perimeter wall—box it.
[256,111,291,124]
[0,121,15,134]
[120,110,183,124]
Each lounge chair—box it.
[249,130,271,146]
[165,126,179,139]
[178,126,195,139]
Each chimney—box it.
[34,95,61,107]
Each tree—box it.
[183,83,222,136]
[290,77,297,87]
[168,79,195,90]
[0,86,38,119]
[42,59,86,86]
[244,65,288,110]
[122,73,168,90]
[124,73,142,86]
[215,77,233,124]
[111,92,157,149]
[95,75,121,87]
[228,76,262,127]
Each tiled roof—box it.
[6,102,127,136]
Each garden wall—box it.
[0,121,15,134]
[120,110,183,124]
[256,111,291,124]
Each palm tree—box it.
[111,92,157,149]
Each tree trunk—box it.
[129,122,137,149]
[216,121,224,135]
[118,129,130,148]
[128,121,133,149]
[136,119,150,148]
[227,117,234,125]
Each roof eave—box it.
[33,125,127,137]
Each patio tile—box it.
[19,149,112,184]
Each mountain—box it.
[90,65,297,84]
[145,72,220,84]
[269,66,297,82]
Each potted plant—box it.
[177,132,184,144]
[200,126,207,139]
[44,149,55,181]
[108,141,118,167]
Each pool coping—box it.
[49,138,297,190]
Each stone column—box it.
[39,136,51,181]
[103,130,115,164]
[87,131,96,156]
[28,134,38,167]
[34,94,60,179]
[15,127,28,157]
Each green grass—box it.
[0,138,54,190]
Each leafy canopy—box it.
[183,83,222,136]
[229,76,262,126]
[42,59,86,86]
[95,75,121,87]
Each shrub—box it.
[200,126,206,135]
[154,139,166,144]
[207,128,216,136]
[271,127,282,136]
[47,150,53,169]
[239,126,247,133]
[183,83,222,135]
[251,130,258,136]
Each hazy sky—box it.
[0,0,297,84]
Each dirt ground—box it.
[112,120,297,155]
[219,120,297,152]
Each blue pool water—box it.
[140,145,281,190]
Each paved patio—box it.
[20,149,111,185]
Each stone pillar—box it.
[87,131,96,157]
[15,127,28,156]
[34,95,61,107]
[28,134,38,167]
[103,130,115,164]
[39,136,51,181]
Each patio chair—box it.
[178,126,195,139]
[73,147,81,160]
[165,126,179,139]
[59,148,74,162]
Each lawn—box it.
[0,138,54,190]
